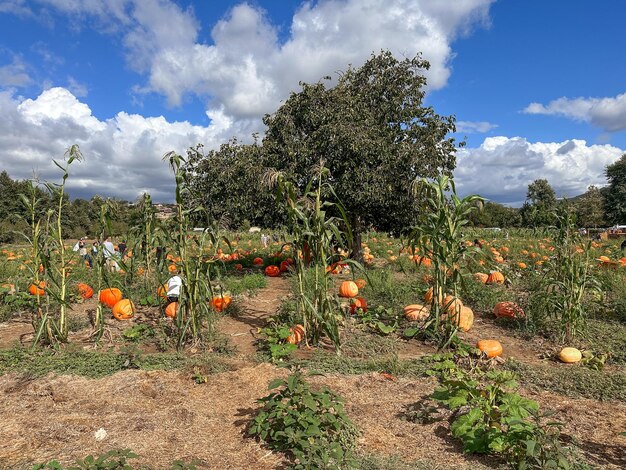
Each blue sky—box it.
[0,0,624,205]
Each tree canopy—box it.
[604,153,626,224]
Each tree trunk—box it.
[350,216,364,263]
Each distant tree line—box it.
[0,171,138,243]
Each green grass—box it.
[0,346,232,379]
[504,359,626,401]
[221,273,267,295]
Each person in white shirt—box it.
[167,271,182,303]
[102,236,119,272]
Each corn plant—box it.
[91,200,116,341]
[162,151,220,349]
[266,161,356,351]
[407,175,483,349]
[540,206,600,342]
[29,145,83,345]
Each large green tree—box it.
[262,51,458,257]
[468,201,521,227]
[604,153,626,224]
[575,185,605,228]
[520,179,557,227]
[182,141,282,229]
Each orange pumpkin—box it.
[404,304,430,321]
[493,301,525,319]
[165,302,178,318]
[157,283,168,299]
[234,263,243,271]
[279,261,291,272]
[487,271,505,284]
[473,272,489,284]
[442,306,474,331]
[286,324,306,344]
[355,278,367,289]
[112,299,135,320]
[264,265,281,277]
[28,281,46,296]
[77,283,94,299]
[253,257,264,266]
[477,339,503,358]
[211,295,232,312]
[338,281,358,298]
[349,297,368,315]
[442,295,464,316]
[99,287,123,308]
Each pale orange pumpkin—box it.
[473,272,489,284]
[442,295,464,316]
[286,324,306,344]
[442,306,474,331]
[404,304,430,321]
[165,302,178,318]
[558,347,582,363]
[112,299,135,320]
[355,278,367,289]
[477,339,503,358]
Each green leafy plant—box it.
[122,324,154,342]
[259,322,298,362]
[407,175,483,348]
[32,449,139,469]
[248,371,359,469]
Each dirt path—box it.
[218,277,291,359]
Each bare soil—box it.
[0,279,625,469]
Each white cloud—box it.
[27,0,493,119]
[0,56,31,87]
[523,92,626,132]
[455,136,624,206]
[1,87,259,201]
[456,120,497,134]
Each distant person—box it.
[261,233,269,249]
[78,239,92,269]
[102,236,118,272]
[118,240,127,257]
[473,239,483,249]
[166,269,182,304]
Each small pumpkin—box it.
[558,347,582,363]
[77,282,94,299]
[165,302,178,318]
[286,324,306,344]
[349,297,368,315]
[264,265,281,277]
[112,299,135,320]
[234,263,243,271]
[487,271,505,284]
[442,295,464,316]
[211,295,232,312]
[99,287,123,308]
[338,281,358,298]
[28,281,46,296]
[157,283,168,299]
[424,287,443,304]
[404,304,430,321]
[473,272,489,284]
[253,257,264,266]
[477,339,503,358]
[279,260,290,272]
[493,301,525,319]
[355,278,367,289]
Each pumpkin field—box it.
[0,155,626,470]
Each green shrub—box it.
[249,371,359,469]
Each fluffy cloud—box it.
[456,120,497,134]
[0,56,31,87]
[1,87,258,201]
[455,136,624,205]
[524,92,626,132]
[29,0,493,119]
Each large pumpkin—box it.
[112,299,135,320]
[77,282,94,299]
[404,304,430,321]
[442,295,464,316]
[99,287,123,308]
[28,281,46,296]
[487,271,505,284]
[165,302,178,318]
[477,339,503,358]
[264,265,280,277]
[338,281,358,298]
[442,306,474,332]
[558,347,582,363]
[493,301,525,319]
[211,295,232,312]
[349,297,368,315]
